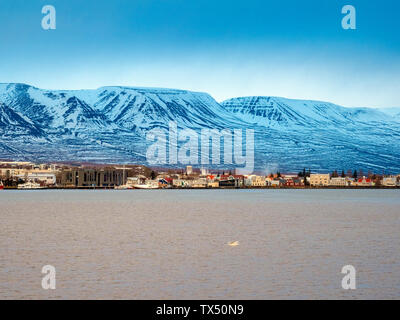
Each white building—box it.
[245,175,266,187]
[329,177,347,186]
[382,176,397,186]
[15,172,56,185]
[186,166,193,175]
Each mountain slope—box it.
[221,96,400,173]
[82,86,246,131]
[1,83,400,173]
[0,102,44,137]
[220,96,398,128]
[0,83,116,133]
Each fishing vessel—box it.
[17,181,43,189]
[133,180,159,189]
[114,184,134,190]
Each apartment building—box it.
[382,176,397,187]
[60,168,125,187]
[309,174,330,186]
[245,175,266,187]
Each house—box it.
[269,179,285,187]
[356,177,374,187]
[285,178,303,187]
[309,174,330,186]
[253,175,266,187]
[162,177,173,185]
[282,174,298,180]
[206,175,219,188]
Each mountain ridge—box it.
[220,96,398,128]
[1,83,400,173]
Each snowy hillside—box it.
[1,83,400,173]
[0,84,243,133]
[220,96,398,128]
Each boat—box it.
[0,181,4,190]
[17,181,44,189]
[133,180,159,189]
[133,184,159,189]
[114,184,134,190]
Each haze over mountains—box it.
[0,83,399,173]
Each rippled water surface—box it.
[1,189,399,299]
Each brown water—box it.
[1,189,399,299]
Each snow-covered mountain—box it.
[0,102,44,137]
[1,83,400,173]
[0,84,242,133]
[221,96,400,173]
[0,83,118,132]
[87,86,245,131]
[221,96,398,128]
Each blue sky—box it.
[0,0,399,107]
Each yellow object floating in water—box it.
[227,241,239,246]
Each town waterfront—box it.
[1,189,399,299]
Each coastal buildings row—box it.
[309,174,382,187]
[1,162,399,189]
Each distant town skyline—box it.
[0,0,399,108]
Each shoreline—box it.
[2,186,399,190]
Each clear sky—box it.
[0,0,399,108]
